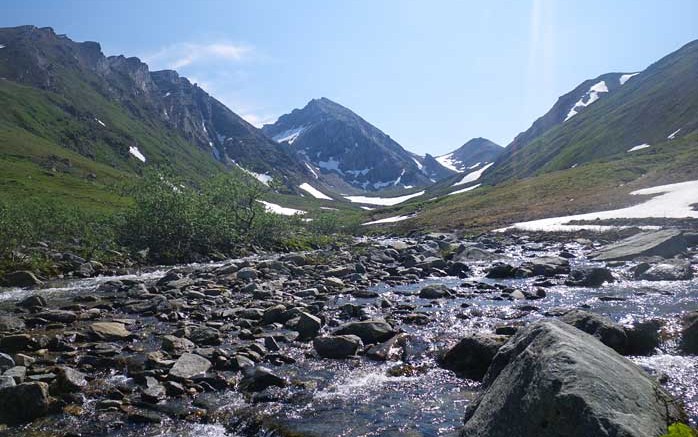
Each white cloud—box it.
[241,113,277,128]
[144,42,252,70]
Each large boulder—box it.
[559,310,627,354]
[419,284,454,299]
[679,311,698,354]
[634,260,694,281]
[460,320,685,437]
[522,256,570,277]
[1,271,43,288]
[0,382,51,424]
[565,267,615,287]
[590,230,687,261]
[295,312,322,340]
[440,333,508,380]
[313,335,363,359]
[334,320,396,345]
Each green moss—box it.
[662,423,697,437]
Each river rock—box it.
[162,335,195,355]
[523,256,570,277]
[559,310,627,354]
[419,284,454,299]
[460,320,685,437]
[53,367,88,393]
[679,311,698,354]
[0,353,14,372]
[334,320,396,345]
[2,271,43,287]
[36,310,78,324]
[17,295,47,309]
[590,230,687,261]
[236,267,259,280]
[314,335,363,359]
[238,366,286,392]
[565,267,615,287]
[0,315,25,332]
[624,320,662,356]
[168,353,211,380]
[0,382,51,424]
[0,334,36,353]
[90,322,132,340]
[295,312,322,340]
[634,259,694,281]
[440,333,508,380]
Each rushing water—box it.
[1,244,696,436]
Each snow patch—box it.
[344,191,425,206]
[299,183,333,200]
[467,162,482,170]
[619,73,639,85]
[453,162,493,186]
[0,44,5,49]
[412,157,423,170]
[94,118,106,127]
[435,153,462,172]
[237,165,273,185]
[257,200,305,216]
[362,214,415,225]
[448,183,481,196]
[393,169,406,186]
[627,144,651,153]
[501,180,698,232]
[164,92,171,97]
[667,129,681,140]
[304,162,319,179]
[272,126,306,144]
[565,80,609,121]
[128,146,146,163]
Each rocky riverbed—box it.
[0,230,697,436]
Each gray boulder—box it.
[460,320,684,437]
[565,267,615,287]
[238,366,286,392]
[559,310,627,354]
[295,312,322,340]
[168,353,211,380]
[0,382,51,424]
[679,311,698,354]
[523,256,570,277]
[334,320,396,345]
[313,335,363,359]
[440,333,508,380]
[2,271,43,287]
[634,260,693,281]
[419,284,454,299]
[590,230,687,261]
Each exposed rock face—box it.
[460,320,684,437]
[0,382,51,424]
[590,230,687,261]
[440,333,508,380]
[262,97,435,191]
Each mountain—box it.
[411,153,457,181]
[0,25,310,198]
[485,39,698,184]
[262,98,441,192]
[435,137,503,173]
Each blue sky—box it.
[3,0,698,155]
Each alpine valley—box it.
[1,22,698,437]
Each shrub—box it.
[662,423,697,437]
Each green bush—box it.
[662,423,697,437]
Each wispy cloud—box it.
[144,42,253,70]
[240,113,277,128]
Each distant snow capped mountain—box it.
[435,137,503,173]
[262,97,439,192]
